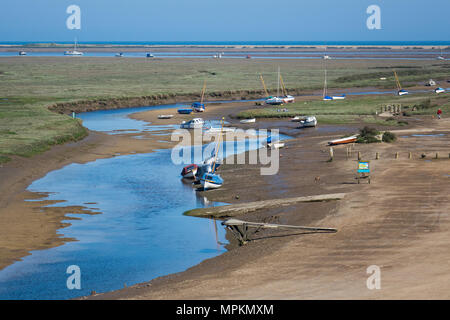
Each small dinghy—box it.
[177,108,193,114]
[291,116,303,122]
[115,52,124,57]
[331,94,346,100]
[397,89,409,96]
[435,87,445,94]
[19,51,27,56]
[328,135,358,146]
[240,118,256,124]
[180,118,204,129]
[158,114,174,119]
[265,135,285,149]
[181,164,198,179]
[300,116,317,127]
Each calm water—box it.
[0,104,274,300]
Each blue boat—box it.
[200,172,224,190]
[192,102,205,112]
[177,108,193,114]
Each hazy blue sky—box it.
[0,0,449,42]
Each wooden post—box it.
[358,152,361,160]
[329,147,334,160]
[409,152,412,159]
[395,152,399,159]
[435,153,439,159]
[375,152,379,160]
[346,147,349,160]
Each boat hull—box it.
[328,136,358,146]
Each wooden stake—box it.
[395,152,399,159]
[376,152,379,160]
[409,152,412,159]
[358,152,361,160]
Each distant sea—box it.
[1,41,449,46]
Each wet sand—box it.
[85,114,450,299]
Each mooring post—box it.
[435,153,439,159]
[395,152,399,159]
[329,147,334,161]
[376,152,379,160]
[358,152,361,161]
[409,152,412,159]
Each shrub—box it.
[382,131,397,143]
[357,126,381,144]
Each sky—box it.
[0,0,449,42]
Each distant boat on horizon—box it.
[64,38,83,56]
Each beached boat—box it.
[146,53,154,58]
[291,116,303,122]
[200,172,224,189]
[181,164,198,179]
[177,108,193,114]
[328,135,358,146]
[192,81,207,112]
[435,87,446,94]
[157,114,174,119]
[200,118,224,190]
[300,116,317,127]
[64,38,83,56]
[279,74,295,103]
[240,118,256,124]
[322,63,346,100]
[323,55,331,60]
[204,127,235,134]
[18,51,27,56]
[192,102,205,112]
[180,118,204,129]
[331,94,346,100]
[267,142,285,149]
[265,96,284,105]
[394,71,409,96]
[115,52,124,57]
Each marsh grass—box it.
[0,57,449,157]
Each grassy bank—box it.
[0,56,448,159]
[236,93,450,125]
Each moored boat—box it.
[18,51,27,56]
[331,94,346,100]
[435,87,445,94]
[115,52,124,57]
[394,71,408,96]
[397,89,409,96]
[181,164,198,179]
[240,118,256,124]
[200,172,224,190]
[180,118,204,129]
[328,135,358,146]
[300,116,317,127]
[177,108,193,114]
[192,102,205,112]
[64,38,83,56]
[158,114,174,119]
[265,96,284,105]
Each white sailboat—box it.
[394,70,408,96]
[265,67,286,105]
[64,38,83,56]
[437,47,445,60]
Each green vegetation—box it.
[0,56,448,159]
[382,131,397,143]
[357,126,381,144]
[237,93,449,125]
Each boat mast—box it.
[277,67,280,97]
[200,80,207,104]
[393,70,402,91]
[212,117,224,174]
[260,74,269,97]
[323,67,328,98]
[279,74,287,96]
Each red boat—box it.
[328,135,358,146]
[181,164,198,179]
